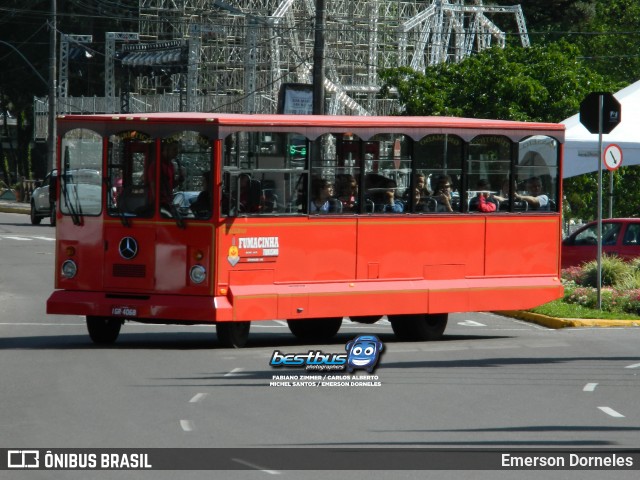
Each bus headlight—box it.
[190,265,206,284]
[61,260,78,279]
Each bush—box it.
[558,257,640,317]
[579,255,637,288]
[561,266,583,284]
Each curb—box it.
[0,202,30,215]
[499,310,640,329]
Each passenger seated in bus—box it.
[469,179,499,212]
[414,172,431,197]
[412,187,430,212]
[373,178,403,213]
[309,177,342,214]
[148,142,181,215]
[515,176,549,210]
[294,174,308,213]
[191,171,212,218]
[431,174,454,212]
[496,177,511,202]
[403,172,430,205]
[238,174,261,213]
[336,174,358,212]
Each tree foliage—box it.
[379,41,617,123]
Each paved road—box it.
[1,211,640,480]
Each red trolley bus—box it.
[46,113,564,347]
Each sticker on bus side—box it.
[228,236,280,266]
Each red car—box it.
[561,218,640,269]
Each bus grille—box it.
[113,264,146,278]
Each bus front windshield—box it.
[60,128,103,220]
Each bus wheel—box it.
[86,316,122,345]
[388,313,448,341]
[216,321,250,348]
[287,317,342,341]
[350,315,381,324]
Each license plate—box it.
[111,306,138,317]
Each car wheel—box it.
[30,202,42,225]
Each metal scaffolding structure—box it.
[35,1,529,139]
[134,0,529,116]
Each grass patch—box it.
[530,299,640,321]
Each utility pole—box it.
[312,0,325,115]
[48,0,57,171]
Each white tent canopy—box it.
[562,80,640,178]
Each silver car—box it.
[30,169,57,226]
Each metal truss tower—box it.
[133,1,530,115]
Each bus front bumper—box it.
[46,290,233,323]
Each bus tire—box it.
[350,315,381,324]
[216,321,250,348]
[287,317,342,341]
[86,316,122,345]
[389,313,448,341]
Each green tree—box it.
[380,41,617,123]
[569,0,640,84]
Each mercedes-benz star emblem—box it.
[119,236,138,260]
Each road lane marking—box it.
[583,383,598,392]
[225,367,244,377]
[624,363,640,369]
[232,458,280,475]
[189,393,208,403]
[180,420,194,431]
[598,407,625,418]
[457,320,486,327]
[3,236,31,241]
[33,236,55,241]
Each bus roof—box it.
[56,113,565,142]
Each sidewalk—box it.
[0,199,30,215]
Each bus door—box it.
[104,134,157,291]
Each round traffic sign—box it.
[603,144,623,171]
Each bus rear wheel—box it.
[287,317,343,341]
[388,313,448,341]
[216,321,250,348]
[86,316,122,345]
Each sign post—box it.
[579,92,621,309]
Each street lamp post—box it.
[312,0,325,115]
[48,0,57,171]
